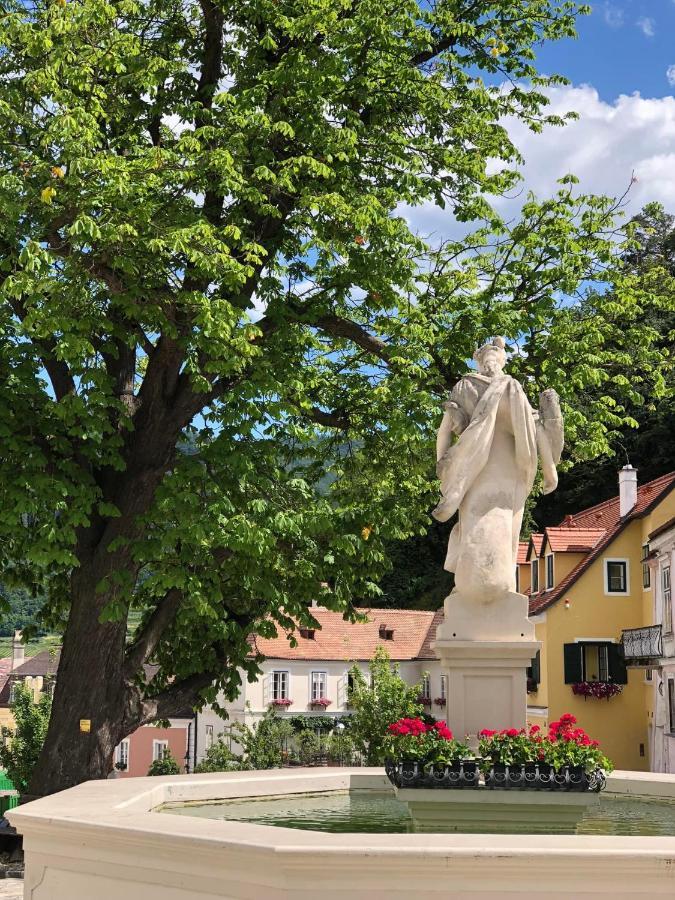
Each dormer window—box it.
[378,624,394,640]
[299,627,315,640]
[546,554,554,590]
[531,560,539,593]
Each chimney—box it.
[619,465,638,517]
[11,630,24,671]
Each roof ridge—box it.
[565,470,675,525]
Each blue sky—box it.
[406,1,675,238]
[536,0,675,100]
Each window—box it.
[440,675,446,701]
[563,642,627,685]
[669,680,675,734]
[605,559,629,594]
[526,650,541,688]
[153,740,169,762]
[378,624,394,640]
[421,674,430,700]
[531,560,539,593]
[205,725,214,750]
[645,668,653,682]
[347,672,356,695]
[299,627,315,639]
[515,566,520,593]
[310,671,327,701]
[272,670,289,700]
[546,555,554,590]
[8,682,16,704]
[115,740,129,771]
[642,544,651,589]
[663,567,672,635]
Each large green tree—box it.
[0,0,669,795]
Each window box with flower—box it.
[384,717,477,789]
[269,698,293,708]
[433,697,446,708]
[309,698,332,709]
[571,681,622,700]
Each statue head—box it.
[473,337,507,377]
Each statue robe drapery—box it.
[433,373,562,603]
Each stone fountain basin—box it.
[8,768,675,899]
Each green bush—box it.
[327,731,354,764]
[147,750,181,776]
[0,680,52,793]
[347,647,423,765]
[297,728,320,765]
[195,739,244,773]
[233,708,294,769]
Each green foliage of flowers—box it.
[385,717,473,767]
[231,708,295,770]
[347,648,423,765]
[0,680,51,793]
[478,715,613,774]
[194,739,242,774]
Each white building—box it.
[196,607,444,762]
[648,517,675,773]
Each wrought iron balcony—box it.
[621,625,663,663]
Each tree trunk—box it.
[27,568,132,798]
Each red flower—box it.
[479,729,497,737]
[504,728,520,738]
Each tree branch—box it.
[8,298,76,401]
[314,313,390,361]
[124,588,184,678]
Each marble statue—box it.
[432,337,564,605]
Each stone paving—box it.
[0,879,22,899]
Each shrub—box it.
[326,731,354,764]
[232,707,294,769]
[297,728,320,765]
[147,750,181,776]
[195,739,244,773]
[347,648,423,765]
[0,680,52,793]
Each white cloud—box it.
[603,2,625,27]
[667,65,675,87]
[402,86,675,240]
[636,16,655,37]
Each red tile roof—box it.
[517,542,529,565]
[543,527,606,554]
[529,471,675,616]
[251,607,439,661]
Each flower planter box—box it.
[384,759,479,790]
[484,763,604,793]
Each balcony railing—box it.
[621,625,663,663]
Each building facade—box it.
[523,468,675,771]
[646,517,675,773]
[196,607,445,763]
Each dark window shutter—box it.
[608,643,628,685]
[531,650,541,684]
[563,643,582,684]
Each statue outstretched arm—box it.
[536,388,564,494]
[436,400,469,464]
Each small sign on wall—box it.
[79,719,91,733]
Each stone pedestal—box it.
[433,590,539,739]
[397,787,599,834]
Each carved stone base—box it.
[436,590,535,643]
[432,638,540,740]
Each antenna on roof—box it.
[615,440,631,467]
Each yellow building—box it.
[522,467,675,771]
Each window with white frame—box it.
[272,670,289,700]
[546,554,554,590]
[115,739,129,770]
[421,673,431,700]
[604,559,629,594]
[642,544,651,589]
[663,566,672,634]
[531,560,539,593]
[310,671,327,701]
[153,740,169,762]
[440,675,446,700]
[205,724,214,749]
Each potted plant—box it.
[433,697,446,708]
[269,698,293,708]
[543,714,613,791]
[478,726,543,789]
[416,695,432,708]
[571,681,622,700]
[384,717,476,789]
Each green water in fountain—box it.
[161,791,675,836]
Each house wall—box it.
[649,524,675,773]
[529,488,675,773]
[195,658,446,763]
[119,723,190,778]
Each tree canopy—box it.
[0,0,670,793]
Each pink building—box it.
[114,720,194,778]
